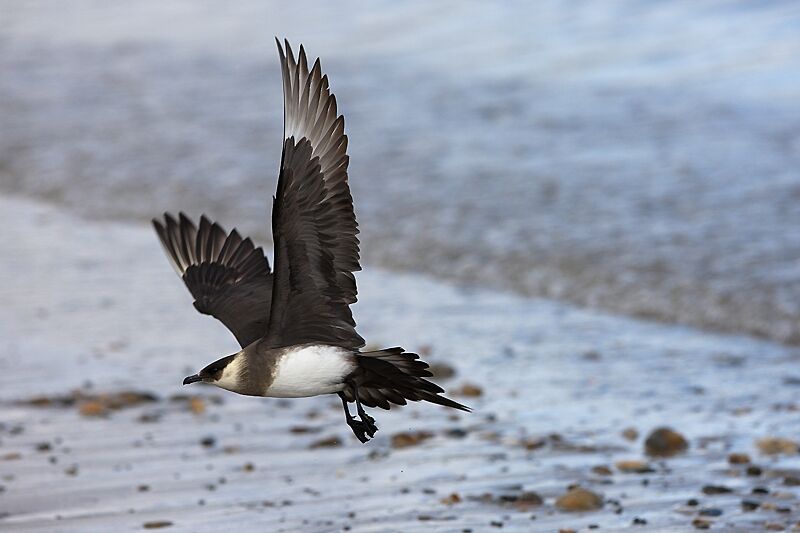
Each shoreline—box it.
[1,195,799,531]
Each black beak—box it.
[183,374,202,385]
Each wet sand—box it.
[1,196,800,532]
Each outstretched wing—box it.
[264,40,364,349]
[153,213,273,348]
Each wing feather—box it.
[153,213,273,348]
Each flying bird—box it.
[152,39,469,443]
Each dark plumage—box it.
[153,39,469,444]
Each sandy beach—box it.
[2,1,800,531]
[2,197,800,531]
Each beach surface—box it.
[2,1,800,531]
[2,197,800,532]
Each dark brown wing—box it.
[153,213,273,348]
[276,39,358,305]
[264,40,363,349]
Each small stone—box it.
[741,500,760,511]
[592,465,613,476]
[555,487,603,512]
[784,476,800,486]
[457,383,483,397]
[621,428,639,441]
[188,397,206,415]
[1,453,21,461]
[444,428,468,439]
[513,492,544,511]
[615,460,654,473]
[137,485,150,492]
[644,427,688,457]
[686,499,699,506]
[289,426,321,434]
[632,517,647,525]
[746,465,763,476]
[692,518,711,529]
[522,438,546,451]
[764,524,785,531]
[757,437,799,455]
[309,436,342,449]
[242,462,255,472]
[728,453,750,465]
[391,431,433,449]
[79,401,107,417]
[440,493,461,505]
[199,436,215,448]
[143,521,173,529]
[698,508,723,517]
[35,442,52,452]
[702,485,733,495]
[428,363,456,379]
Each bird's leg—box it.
[339,392,370,443]
[352,385,378,438]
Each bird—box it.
[152,39,469,443]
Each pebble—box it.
[188,397,205,414]
[746,465,763,476]
[616,460,654,473]
[621,428,639,441]
[591,465,613,476]
[513,492,544,511]
[441,493,461,505]
[741,500,760,511]
[644,427,688,457]
[456,383,483,397]
[79,401,108,417]
[555,487,603,512]
[309,436,342,449]
[757,437,799,455]
[428,363,456,379]
[692,518,711,529]
[143,521,173,529]
[728,453,750,464]
[702,485,733,495]
[391,431,434,449]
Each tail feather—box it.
[347,347,471,412]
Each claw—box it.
[347,419,372,443]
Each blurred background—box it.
[2,0,799,343]
[2,1,800,531]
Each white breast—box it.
[265,344,355,398]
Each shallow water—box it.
[1,1,799,345]
[2,196,800,532]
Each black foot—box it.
[360,411,378,438]
[347,418,376,443]
[340,390,379,444]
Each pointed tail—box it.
[346,347,471,411]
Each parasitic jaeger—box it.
[152,39,469,443]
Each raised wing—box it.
[277,39,358,305]
[153,213,273,348]
[264,40,363,349]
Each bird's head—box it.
[183,354,240,390]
